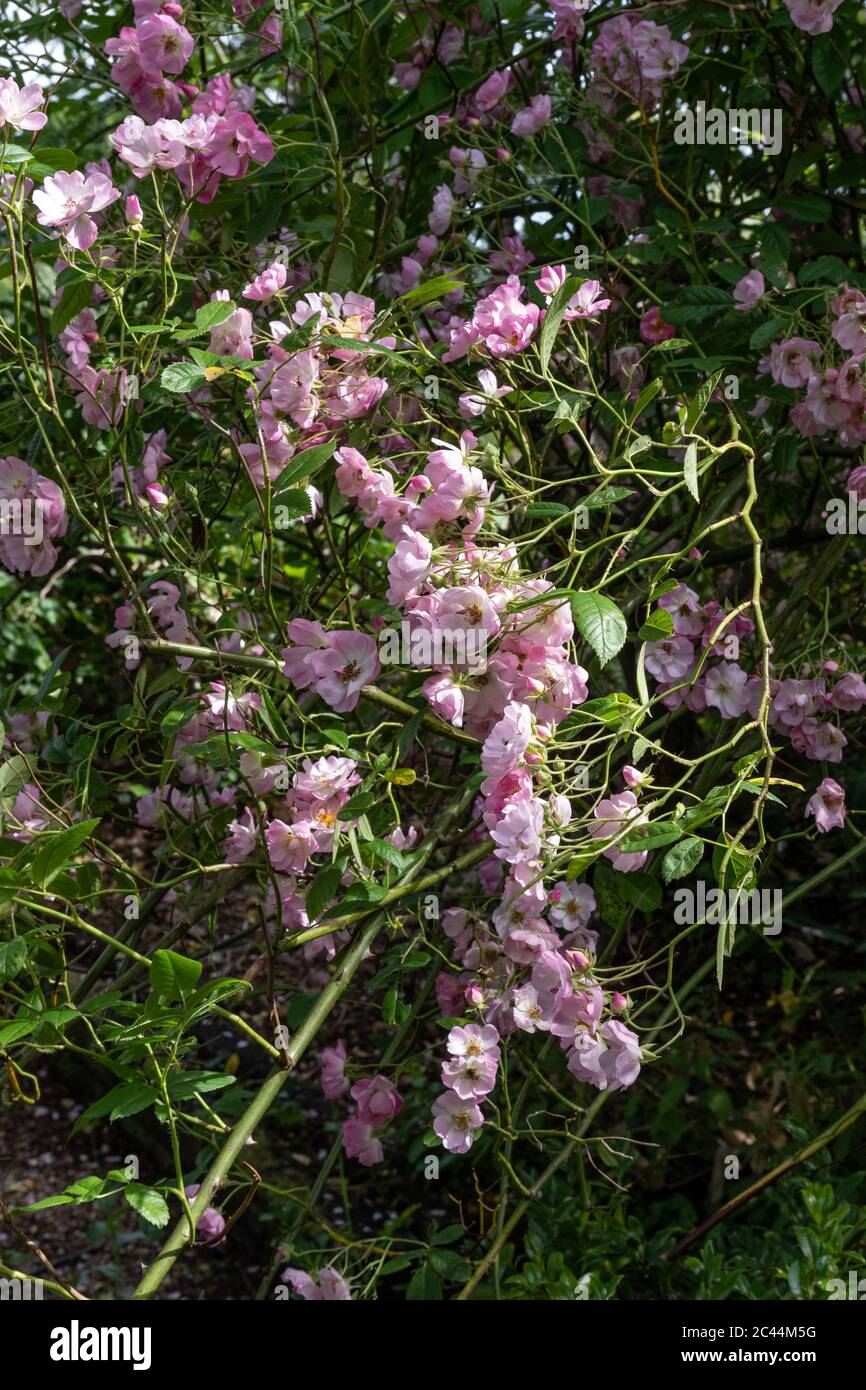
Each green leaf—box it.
[538,275,585,375]
[523,501,569,519]
[339,791,378,818]
[125,1184,170,1228]
[775,194,832,223]
[161,361,207,393]
[749,317,788,350]
[618,821,682,853]
[649,337,691,351]
[173,300,237,341]
[306,862,343,920]
[272,440,336,492]
[382,984,398,1025]
[616,870,662,913]
[166,1071,236,1099]
[592,861,629,930]
[407,1262,444,1300]
[583,486,634,509]
[571,592,627,666]
[0,937,28,981]
[73,1082,159,1132]
[631,377,662,418]
[758,223,791,283]
[149,948,203,1000]
[0,144,34,167]
[637,608,673,642]
[798,255,853,286]
[271,487,314,521]
[661,836,704,883]
[683,371,722,435]
[29,819,100,888]
[399,275,464,308]
[0,755,29,808]
[812,36,845,96]
[51,278,93,337]
[31,146,77,172]
[160,700,199,737]
[0,1016,38,1045]
[362,837,413,870]
[320,880,387,920]
[430,1224,465,1246]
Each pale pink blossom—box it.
[342,1117,384,1165]
[321,1040,349,1099]
[590,791,648,872]
[243,262,288,302]
[32,171,120,251]
[703,662,751,719]
[432,1091,484,1152]
[0,78,47,131]
[805,777,846,832]
[733,269,765,311]
[282,1266,351,1300]
[351,1075,403,1126]
[511,94,551,136]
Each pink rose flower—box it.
[32,170,120,251]
[432,1091,484,1153]
[805,778,846,833]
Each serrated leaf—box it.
[173,301,238,341]
[306,862,343,920]
[538,275,585,375]
[29,819,100,888]
[166,1071,236,1099]
[618,821,682,853]
[683,371,722,435]
[812,36,845,96]
[661,836,704,883]
[271,487,314,521]
[776,193,832,222]
[125,1184,170,1228]
[631,377,662,418]
[616,870,662,913]
[149,948,202,1000]
[638,608,673,642]
[407,1262,443,1300]
[73,1082,159,1132]
[0,1017,38,1046]
[399,275,464,308]
[161,361,207,393]
[159,701,199,737]
[571,591,627,666]
[592,861,629,930]
[0,937,28,981]
[749,317,788,350]
[51,278,92,336]
[798,256,852,286]
[272,440,336,493]
[1,143,34,167]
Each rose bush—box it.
[1,0,865,1303]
